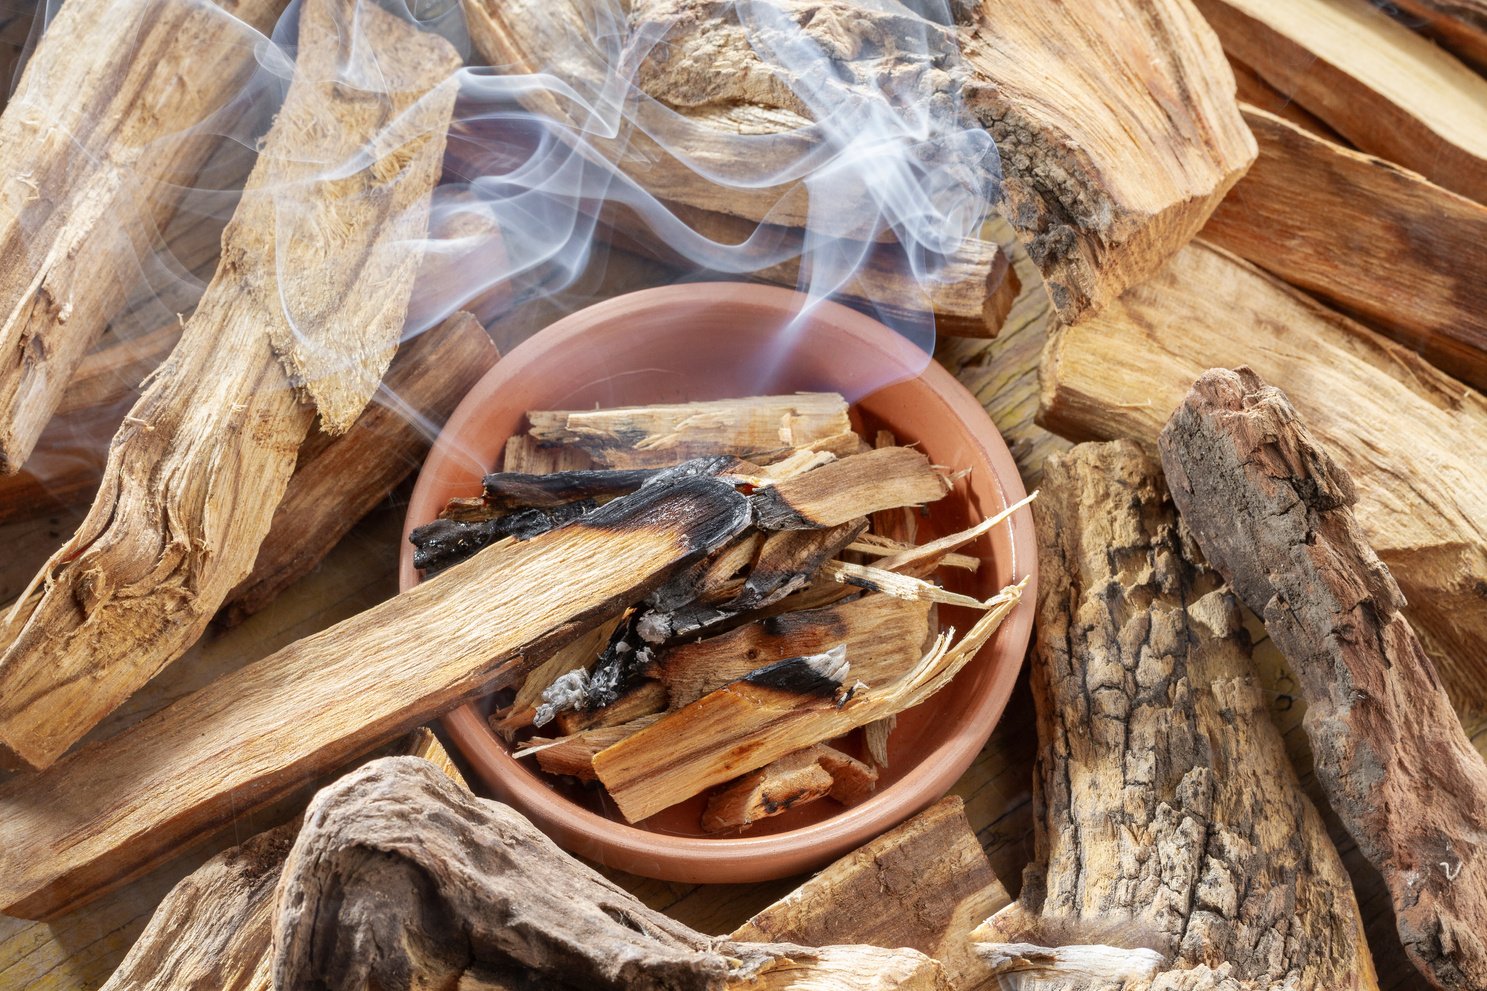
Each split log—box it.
[223,312,499,624]
[526,393,851,468]
[1038,242,1487,713]
[733,796,1009,991]
[751,447,949,530]
[0,0,461,772]
[593,582,1024,822]
[1383,0,1487,71]
[1193,0,1487,205]
[271,757,948,991]
[973,440,1376,990]
[0,476,750,919]
[466,0,1254,322]
[99,729,465,991]
[0,0,287,473]
[1226,59,1344,140]
[1158,368,1487,991]
[702,744,877,832]
[1204,105,1487,391]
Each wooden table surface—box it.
[1,217,1482,991]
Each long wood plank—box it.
[1204,105,1487,391]
[0,477,750,920]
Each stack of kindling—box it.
[409,392,1030,833]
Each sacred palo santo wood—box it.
[0,0,461,772]
[0,476,750,920]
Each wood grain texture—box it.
[271,757,947,991]
[975,440,1375,990]
[0,0,460,771]
[1383,0,1487,71]
[734,796,1009,991]
[1204,105,1487,391]
[223,311,498,625]
[0,0,286,472]
[0,477,750,920]
[1194,0,1487,205]
[1038,242,1487,714]
[1159,369,1487,991]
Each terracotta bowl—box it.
[400,282,1036,884]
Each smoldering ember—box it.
[0,0,1483,988]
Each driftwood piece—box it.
[973,440,1375,990]
[1384,0,1487,71]
[271,757,947,991]
[751,447,949,530]
[1194,0,1487,205]
[0,476,750,919]
[527,394,851,468]
[734,796,1009,990]
[594,582,1023,822]
[1158,368,1487,991]
[0,0,286,473]
[701,744,877,832]
[224,312,498,624]
[1203,105,1487,391]
[0,0,460,771]
[98,729,464,991]
[1038,241,1487,713]
[466,0,1253,323]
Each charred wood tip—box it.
[742,644,849,700]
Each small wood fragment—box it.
[751,447,950,530]
[847,535,979,572]
[701,744,877,833]
[1158,368,1487,991]
[819,560,987,610]
[0,476,751,919]
[524,715,661,781]
[270,757,948,991]
[526,393,851,468]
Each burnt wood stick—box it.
[974,440,1376,990]
[1039,241,1487,714]
[1203,105,1487,392]
[733,796,1009,991]
[594,585,1023,823]
[731,519,867,612]
[0,0,287,473]
[223,312,499,625]
[410,499,596,575]
[0,476,751,920]
[751,447,951,530]
[481,467,661,509]
[526,393,851,469]
[1158,368,1487,991]
[98,729,463,991]
[271,757,948,991]
[0,0,461,772]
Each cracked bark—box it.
[973,440,1375,991]
[1158,368,1487,991]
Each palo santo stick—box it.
[701,744,877,833]
[847,535,978,571]
[223,312,498,625]
[481,467,659,509]
[875,492,1038,573]
[751,447,950,530]
[0,0,286,473]
[98,729,464,991]
[0,477,750,920]
[1159,368,1487,990]
[521,715,662,781]
[1204,105,1487,392]
[526,393,851,468]
[820,561,987,610]
[271,757,946,991]
[502,433,594,474]
[594,582,1025,823]
[1193,0,1487,204]
[0,0,461,772]
[552,682,669,735]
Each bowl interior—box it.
[402,284,1033,877]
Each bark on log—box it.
[222,312,498,625]
[99,729,464,991]
[1157,368,1487,991]
[271,757,948,991]
[0,0,460,771]
[464,0,1254,323]
[0,476,750,920]
[1203,105,1487,392]
[733,795,1009,991]
[973,440,1376,990]
[0,0,286,473]
[1038,242,1487,713]
[1193,0,1487,205]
